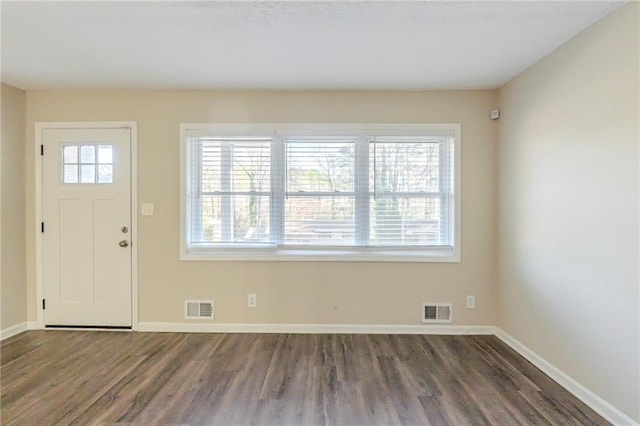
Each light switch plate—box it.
[141,203,154,216]
[466,295,476,309]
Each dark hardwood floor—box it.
[1,331,608,425]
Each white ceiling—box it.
[1,1,624,91]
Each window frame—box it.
[180,123,461,262]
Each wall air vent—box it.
[185,300,214,320]
[422,303,452,323]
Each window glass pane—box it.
[193,195,270,244]
[98,145,113,164]
[231,195,270,241]
[195,196,222,243]
[370,197,442,245]
[201,143,222,192]
[231,141,271,192]
[370,141,440,193]
[287,141,354,192]
[200,140,272,194]
[63,145,78,163]
[98,165,113,183]
[80,145,96,163]
[63,165,78,183]
[80,165,96,183]
[284,197,355,245]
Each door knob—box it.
[119,240,129,248]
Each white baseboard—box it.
[494,327,637,426]
[136,322,494,335]
[1,322,28,341]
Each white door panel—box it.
[42,127,132,327]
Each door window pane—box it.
[80,165,96,183]
[98,165,113,183]
[80,145,96,163]
[63,145,78,163]
[98,145,113,164]
[62,144,113,184]
[64,165,78,183]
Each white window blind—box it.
[370,137,454,247]
[284,139,356,246]
[188,137,273,247]
[182,124,460,261]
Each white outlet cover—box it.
[141,203,154,216]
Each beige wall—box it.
[497,3,639,421]
[25,90,499,326]
[1,84,27,330]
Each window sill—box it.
[181,248,460,263]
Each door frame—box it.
[35,122,139,330]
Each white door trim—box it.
[35,122,139,330]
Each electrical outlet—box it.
[248,293,257,308]
[466,295,476,309]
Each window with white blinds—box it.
[285,139,356,246]
[181,124,460,261]
[369,137,453,247]
[187,137,273,246]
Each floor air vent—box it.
[185,300,214,319]
[422,303,452,323]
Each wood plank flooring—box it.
[1,331,608,425]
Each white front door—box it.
[42,127,132,327]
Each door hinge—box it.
[40,144,44,156]
[42,299,46,310]
[41,222,44,233]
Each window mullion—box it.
[355,136,370,246]
[220,141,233,242]
[438,138,451,245]
[192,137,204,243]
[270,136,285,244]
